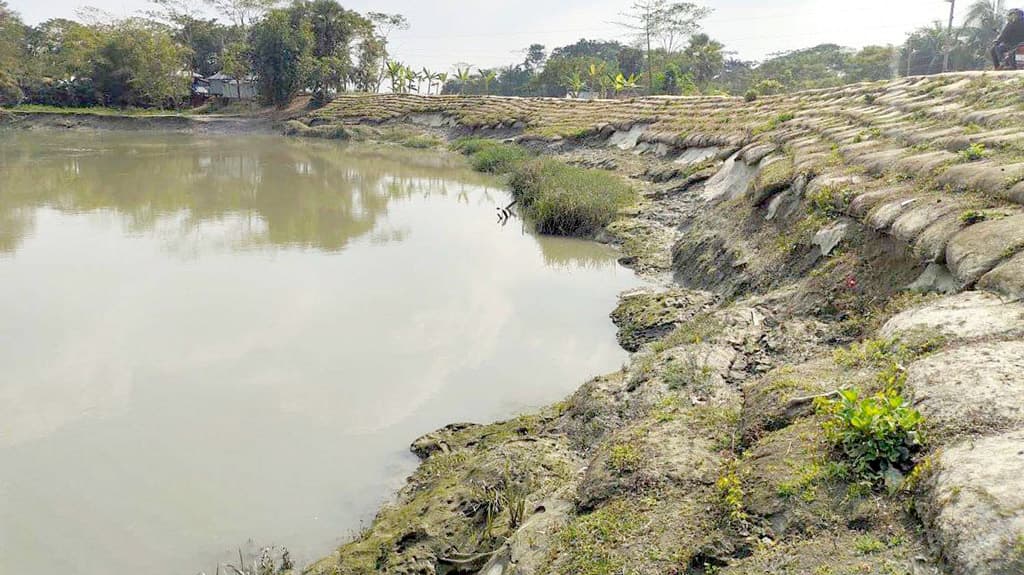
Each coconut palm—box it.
[436,72,449,95]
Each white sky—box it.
[8,0,976,71]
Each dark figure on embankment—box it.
[991,8,1024,69]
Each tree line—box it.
[0,0,406,107]
[0,0,1015,109]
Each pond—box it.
[0,132,640,574]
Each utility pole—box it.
[943,0,957,73]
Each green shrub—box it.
[456,140,634,236]
[450,137,499,155]
[509,158,635,236]
[958,143,987,162]
[282,120,310,136]
[959,210,988,225]
[401,135,442,149]
[816,389,924,479]
[743,90,758,103]
[807,183,855,218]
[469,143,531,173]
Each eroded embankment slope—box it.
[296,73,1024,575]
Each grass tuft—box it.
[452,138,635,236]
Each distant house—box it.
[207,73,256,101]
[190,73,210,107]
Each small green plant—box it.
[959,210,988,225]
[650,313,721,354]
[816,388,924,480]
[607,443,643,475]
[715,464,748,524]
[863,93,877,104]
[853,535,887,554]
[663,357,713,392]
[807,183,855,218]
[450,137,498,155]
[743,90,758,102]
[755,111,796,134]
[958,143,987,162]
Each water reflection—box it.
[0,133,504,255]
[0,132,638,575]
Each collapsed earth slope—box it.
[293,72,1024,575]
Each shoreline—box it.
[0,109,279,134]
[291,77,1024,575]
[8,76,1024,575]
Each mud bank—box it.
[0,110,275,134]
[291,74,1024,575]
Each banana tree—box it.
[612,73,641,97]
[479,69,497,95]
[386,60,405,93]
[420,67,433,94]
[587,62,607,98]
[564,70,587,98]
[455,66,473,94]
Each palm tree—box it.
[436,72,449,95]
[455,65,473,94]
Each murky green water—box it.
[0,132,639,574]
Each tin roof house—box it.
[207,73,256,101]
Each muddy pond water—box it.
[0,132,640,574]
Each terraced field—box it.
[297,73,1024,575]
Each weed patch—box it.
[816,389,924,481]
[508,157,636,236]
[958,143,987,162]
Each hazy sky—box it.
[7,0,976,70]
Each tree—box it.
[682,33,724,87]
[900,22,951,76]
[205,0,281,28]
[0,0,25,104]
[962,0,1005,67]
[478,69,496,95]
[351,31,383,91]
[524,43,546,70]
[220,41,250,98]
[288,0,374,102]
[249,8,311,105]
[90,18,191,107]
[847,45,896,82]
[618,1,710,94]
[564,70,586,98]
[367,12,408,92]
[455,65,472,94]
[175,17,241,76]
